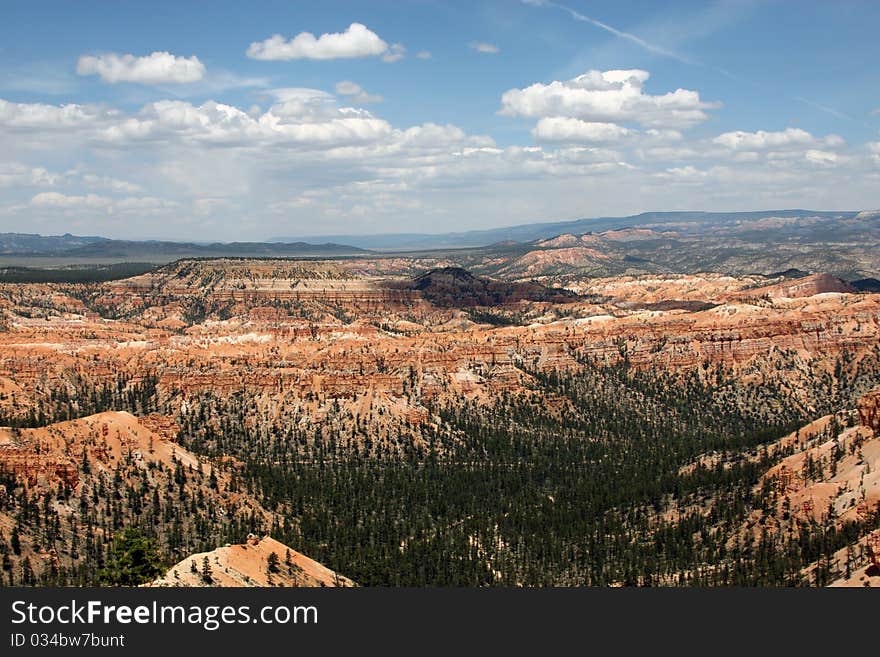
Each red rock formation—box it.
[2,261,880,435]
[858,389,880,433]
[137,414,180,441]
[867,531,880,570]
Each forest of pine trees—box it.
[2,350,880,586]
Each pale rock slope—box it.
[150,535,355,587]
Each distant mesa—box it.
[406,266,579,306]
[745,273,856,299]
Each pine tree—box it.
[98,528,163,586]
[201,556,213,584]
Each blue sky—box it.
[0,0,878,240]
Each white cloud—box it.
[644,129,684,142]
[0,163,58,188]
[395,123,487,149]
[655,165,709,183]
[500,69,718,129]
[0,163,143,195]
[3,71,879,239]
[470,42,500,54]
[382,43,406,63]
[533,117,632,143]
[334,81,362,96]
[335,81,383,104]
[0,95,394,149]
[76,52,205,84]
[416,51,432,60]
[31,192,112,209]
[246,23,390,61]
[804,149,840,166]
[0,98,119,130]
[269,196,316,213]
[267,87,335,105]
[30,191,177,215]
[712,128,828,151]
[706,128,847,170]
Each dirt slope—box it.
[150,535,355,587]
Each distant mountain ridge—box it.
[0,232,367,258]
[270,209,866,250]
[5,209,871,256]
[0,232,108,254]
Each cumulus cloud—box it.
[382,43,406,63]
[335,81,383,104]
[395,123,490,150]
[76,52,205,84]
[713,127,843,151]
[0,94,394,149]
[3,63,879,239]
[246,23,390,61]
[0,163,144,197]
[0,98,119,130]
[655,165,709,183]
[470,42,500,54]
[500,69,718,129]
[804,149,840,166]
[533,117,632,143]
[0,163,58,188]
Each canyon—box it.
[1,250,879,586]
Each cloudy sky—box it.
[1,0,878,240]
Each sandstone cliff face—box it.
[733,398,880,587]
[858,388,880,434]
[2,265,880,437]
[760,416,880,527]
[0,412,187,490]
